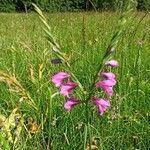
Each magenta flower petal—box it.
[64,97,80,111]
[104,86,113,96]
[105,60,119,67]
[92,97,110,115]
[96,79,116,87]
[60,81,78,97]
[52,72,70,87]
[100,72,116,80]
[96,79,116,96]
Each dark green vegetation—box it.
[0,0,150,12]
[0,12,150,149]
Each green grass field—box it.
[0,12,150,150]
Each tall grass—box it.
[0,10,150,149]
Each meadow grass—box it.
[0,12,150,150]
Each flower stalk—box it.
[33,2,135,149]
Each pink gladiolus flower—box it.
[96,79,116,87]
[104,86,113,96]
[60,81,78,97]
[105,60,119,67]
[52,72,70,87]
[97,83,113,96]
[96,79,116,96]
[64,97,80,111]
[92,97,110,115]
[100,72,116,80]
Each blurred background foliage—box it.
[0,0,150,12]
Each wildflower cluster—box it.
[93,60,119,115]
[52,72,80,111]
[52,60,119,115]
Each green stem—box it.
[135,46,141,99]
[48,88,53,149]
[84,124,88,150]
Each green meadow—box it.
[0,12,150,149]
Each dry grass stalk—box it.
[0,71,37,110]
